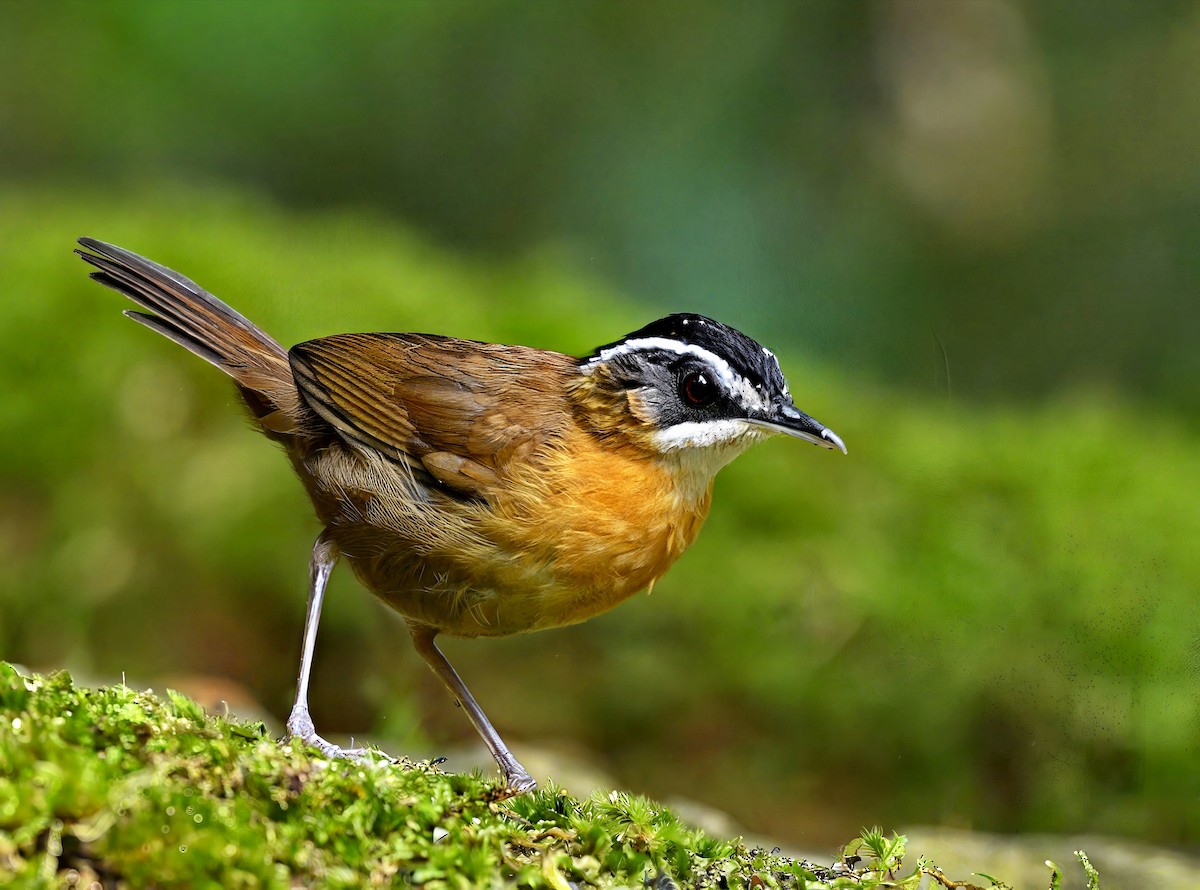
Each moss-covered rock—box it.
[0,663,1110,889]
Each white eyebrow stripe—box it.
[583,335,777,413]
[581,337,738,387]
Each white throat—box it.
[652,421,771,505]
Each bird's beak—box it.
[750,403,847,454]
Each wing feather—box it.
[289,332,575,500]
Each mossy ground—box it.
[0,663,1100,889]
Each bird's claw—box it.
[496,767,538,799]
[285,705,393,764]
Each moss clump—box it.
[0,663,1099,888]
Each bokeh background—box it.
[2,0,1198,852]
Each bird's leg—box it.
[285,533,373,761]
[408,624,537,796]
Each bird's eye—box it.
[679,369,718,407]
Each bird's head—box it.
[570,313,845,495]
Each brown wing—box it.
[289,332,575,499]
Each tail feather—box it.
[86,259,238,366]
[77,238,302,434]
[123,308,227,367]
[76,238,287,370]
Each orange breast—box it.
[481,426,712,632]
[295,412,711,639]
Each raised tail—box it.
[76,238,303,436]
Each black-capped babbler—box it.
[76,238,846,796]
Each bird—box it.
[75,237,846,796]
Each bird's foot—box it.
[285,704,392,764]
[494,762,538,800]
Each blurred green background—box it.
[2,0,1198,851]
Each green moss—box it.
[1,663,1100,889]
